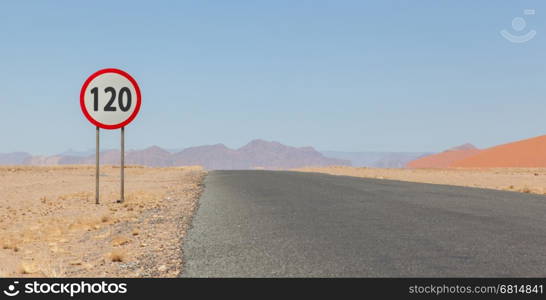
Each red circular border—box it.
[80,68,142,130]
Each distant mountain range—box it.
[321,151,431,168]
[8,134,546,170]
[0,152,31,165]
[0,140,350,170]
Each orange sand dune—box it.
[406,143,479,168]
[452,135,546,168]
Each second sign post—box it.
[80,68,142,204]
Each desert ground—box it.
[0,165,204,277]
[294,166,546,195]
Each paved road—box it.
[182,170,546,277]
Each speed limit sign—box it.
[80,68,141,129]
[80,68,141,205]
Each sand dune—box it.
[452,135,546,168]
[406,143,479,168]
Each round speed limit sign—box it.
[80,68,141,129]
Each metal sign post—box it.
[96,126,100,204]
[120,127,125,203]
[80,68,141,205]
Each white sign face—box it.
[80,69,141,130]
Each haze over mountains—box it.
[1,140,350,170]
[322,151,431,168]
[4,134,546,169]
[0,146,435,169]
[0,152,31,165]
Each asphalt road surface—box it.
[182,170,546,277]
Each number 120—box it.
[90,87,132,112]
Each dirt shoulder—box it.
[294,166,546,196]
[0,165,205,277]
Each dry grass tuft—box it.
[41,262,65,278]
[521,186,532,193]
[111,236,130,247]
[108,250,126,262]
[2,238,19,251]
[502,185,515,191]
[19,261,39,274]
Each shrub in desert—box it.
[502,185,515,191]
[1,238,19,252]
[111,236,131,247]
[37,260,66,278]
[18,261,39,275]
[42,264,65,278]
[108,250,126,262]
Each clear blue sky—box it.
[1,0,545,154]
